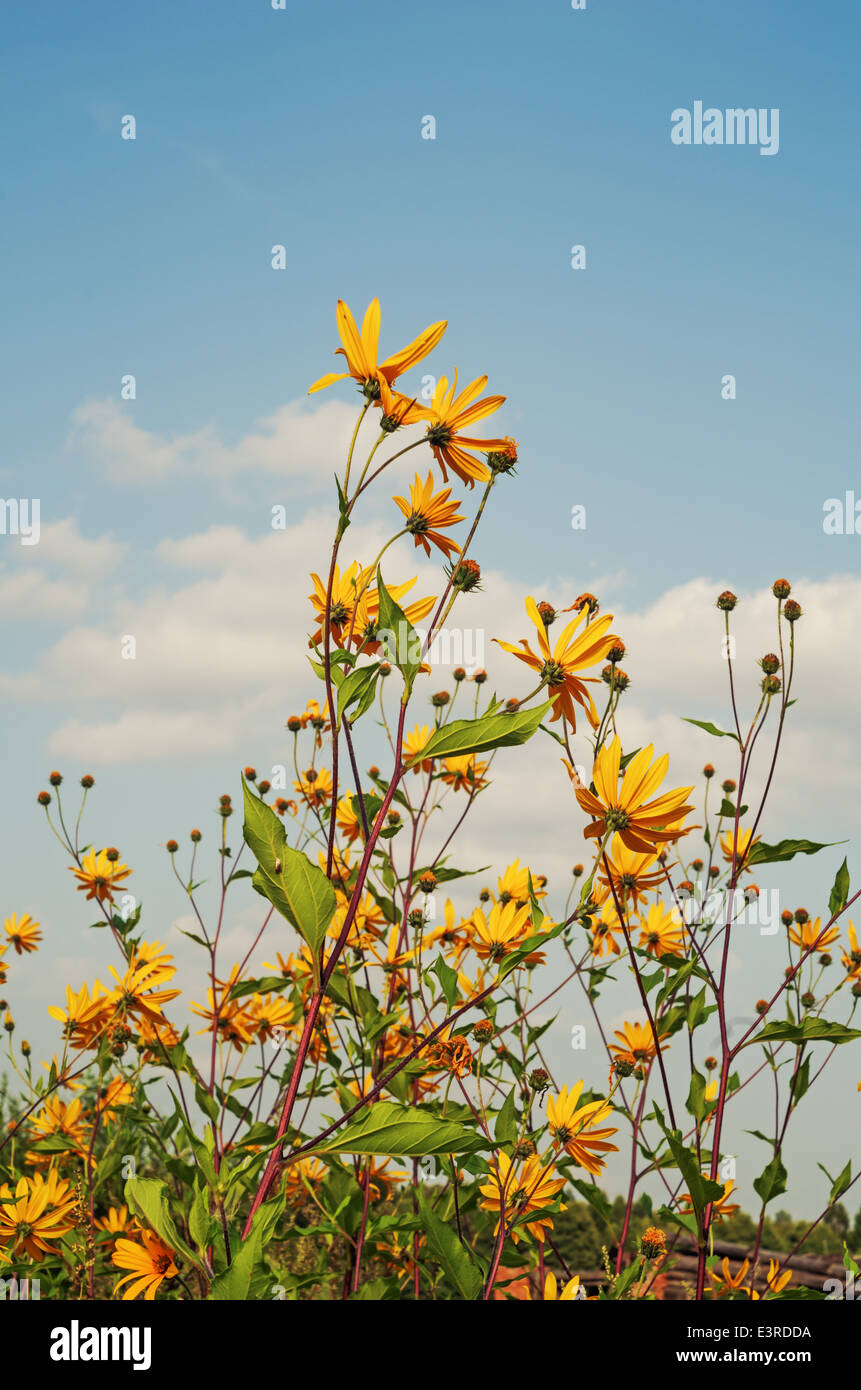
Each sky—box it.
[2,0,860,1219]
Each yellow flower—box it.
[764,1258,792,1295]
[546,1082,619,1175]
[424,899,475,966]
[394,471,465,561]
[720,826,761,871]
[610,1020,667,1064]
[29,1096,90,1152]
[478,1152,566,1245]
[112,1231,177,1300]
[97,1075,134,1124]
[496,598,620,731]
[308,297,446,399]
[106,946,180,1027]
[4,912,42,954]
[637,901,685,959]
[282,1157,328,1204]
[247,992,295,1042]
[362,1158,407,1203]
[440,754,488,792]
[402,724,435,775]
[543,1271,581,1300]
[417,371,508,488]
[708,1255,751,1297]
[335,795,363,844]
[594,837,666,910]
[48,981,111,1050]
[789,917,840,953]
[294,766,333,807]
[0,1175,78,1261]
[573,737,695,855]
[69,848,132,903]
[682,1178,739,1225]
[471,900,532,962]
[95,1204,134,1236]
[590,901,623,959]
[328,891,387,951]
[495,859,545,907]
[842,921,861,978]
[190,966,255,1051]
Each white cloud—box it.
[69,397,364,486]
[0,518,126,622]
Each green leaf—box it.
[745,1019,861,1048]
[429,953,459,1011]
[686,1069,707,1124]
[188,1183,217,1253]
[753,1153,787,1206]
[829,858,851,917]
[493,1088,518,1144]
[243,780,336,953]
[195,1083,220,1125]
[207,1228,262,1300]
[124,1177,201,1270]
[570,1179,617,1234]
[305,1101,487,1158]
[819,1158,852,1205]
[376,569,422,692]
[336,662,380,730]
[416,1187,483,1299]
[683,718,740,742]
[412,702,551,765]
[335,474,351,540]
[747,838,839,867]
[228,974,290,1002]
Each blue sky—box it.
[2,0,861,1217]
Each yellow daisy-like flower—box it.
[246,992,295,1042]
[47,981,111,1051]
[610,1020,667,1064]
[393,472,464,561]
[402,724,435,775]
[106,947,181,1027]
[637,901,686,959]
[572,737,695,855]
[440,754,488,792]
[97,1075,134,1124]
[789,917,840,953]
[0,1175,79,1261]
[546,1082,619,1176]
[478,1152,566,1245]
[69,848,132,903]
[594,836,666,910]
[495,859,545,907]
[282,1157,328,1204]
[471,900,532,963]
[842,921,861,978]
[335,794,363,845]
[294,766,333,808]
[95,1204,134,1236]
[720,827,761,873]
[112,1230,177,1301]
[682,1178,739,1225]
[496,597,620,731]
[416,371,508,488]
[4,912,42,954]
[590,900,623,959]
[708,1255,752,1297]
[543,1271,581,1300]
[308,297,446,399]
[424,899,475,966]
